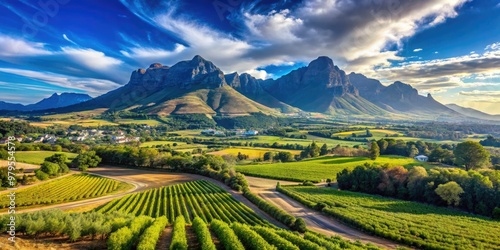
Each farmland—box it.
[278,185,500,250]
[236,156,431,182]
[0,173,132,210]
[96,180,272,226]
[15,151,78,165]
[209,147,301,159]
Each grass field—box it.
[236,156,432,182]
[209,147,301,159]
[0,173,132,209]
[117,119,163,125]
[279,185,500,250]
[333,129,404,138]
[15,151,78,165]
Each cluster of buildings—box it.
[201,129,259,137]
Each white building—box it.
[414,155,429,162]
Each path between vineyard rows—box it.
[245,176,404,250]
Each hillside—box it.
[262,56,388,116]
[0,93,92,111]
[446,104,500,121]
[53,56,277,116]
[349,73,461,118]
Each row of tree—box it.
[337,164,500,218]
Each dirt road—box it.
[245,176,403,249]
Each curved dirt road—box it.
[245,176,404,249]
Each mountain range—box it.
[0,93,92,111]
[7,55,497,122]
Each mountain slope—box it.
[349,73,460,116]
[56,56,277,116]
[225,72,299,113]
[262,56,387,115]
[0,93,92,111]
[446,104,500,121]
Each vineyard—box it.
[0,173,132,209]
[96,180,271,226]
[279,185,500,250]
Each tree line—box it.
[337,164,500,219]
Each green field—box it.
[0,174,132,209]
[236,156,432,182]
[279,185,500,250]
[140,140,207,150]
[15,151,78,165]
[209,147,301,159]
[333,129,404,138]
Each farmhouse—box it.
[414,155,429,162]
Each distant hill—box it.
[446,104,500,121]
[261,57,388,116]
[59,56,277,116]
[0,93,92,111]
[348,73,460,118]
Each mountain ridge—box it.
[0,93,92,111]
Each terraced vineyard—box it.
[279,185,500,250]
[0,173,132,209]
[96,180,271,226]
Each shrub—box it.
[252,226,299,250]
[493,207,500,220]
[108,227,133,250]
[170,215,188,250]
[137,216,168,250]
[192,217,216,250]
[210,220,244,250]
[231,223,276,250]
[292,218,307,233]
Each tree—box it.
[435,181,464,206]
[263,152,275,161]
[369,142,380,160]
[408,145,419,158]
[45,153,69,173]
[72,151,102,172]
[320,144,329,156]
[309,142,320,157]
[40,161,59,176]
[377,139,389,154]
[454,141,490,171]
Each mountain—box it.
[446,104,500,121]
[261,56,387,115]
[0,93,92,111]
[60,56,277,116]
[348,73,459,116]
[225,72,299,113]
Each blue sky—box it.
[0,0,499,114]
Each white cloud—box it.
[62,34,78,46]
[413,48,423,52]
[485,42,500,51]
[0,35,52,56]
[0,68,121,95]
[61,47,123,69]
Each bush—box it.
[192,217,216,250]
[35,169,49,180]
[137,216,168,250]
[292,218,307,233]
[231,223,275,250]
[108,227,133,250]
[252,226,299,250]
[210,220,244,250]
[275,230,323,250]
[170,215,188,250]
[493,207,500,220]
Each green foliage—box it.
[493,207,500,220]
[0,174,127,209]
[137,217,168,250]
[72,150,102,171]
[292,218,307,233]
[252,226,299,250]
[170,215,188,250]
[279,185,500,250]
[320,143,329,156]
[108,227,133,250]
[192,217,216,250]
[274,230,324,250]
[454,141,490,171]
[34,169,49,181]
[231,222,276,250]
[210,220,245,250]
[370,142,380,160]
[40,161,59,176]
[96,180,269,226]
[435,181,464,206]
